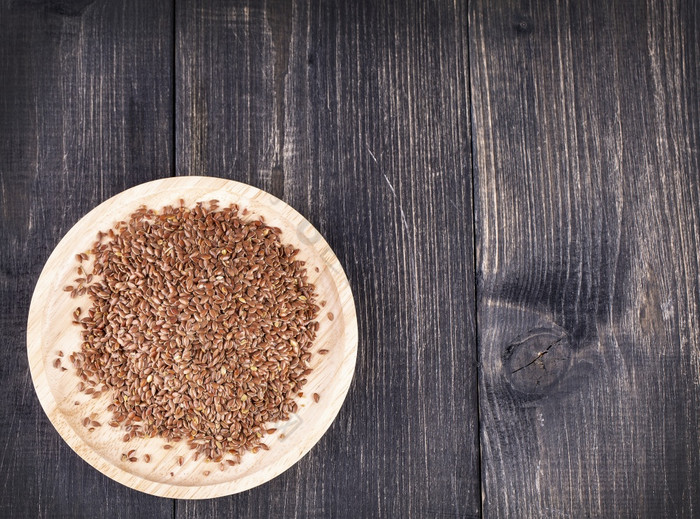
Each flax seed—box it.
[65,200,319,464]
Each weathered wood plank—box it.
[176,0,478,516]
[470,0,700,516]
[0,0,174,516]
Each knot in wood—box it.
[503,326,571,395]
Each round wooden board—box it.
[26,176,358,499]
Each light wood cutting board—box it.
[26,176,358,498]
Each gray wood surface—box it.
[470,0,700,517]
[0,1,174,517]
[2,0,700,517]
[176,0,478,517]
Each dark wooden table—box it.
[1,0,698,517]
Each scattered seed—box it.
[64,286,74,292]
[57,351,63,357]
[313,393,320,403]
[318,349,329,355]
[83,417,90,427]
[144,454,151,463]
[327,312,334,321]
[129,457,138,463]
[203,471,210,476]
[64,200,319,463]
[178,456,184,466]
[163,445,172,450]
[53,359,61,369]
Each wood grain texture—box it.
[0,0,174,516]
[470,0,700,517]
[176,0,478,517]
[27,177,357,499]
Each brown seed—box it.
[129,457,138,463]
[327,312,334,321]
[64,286,74,292]
[144,454,151,463]
[57,351,63,357]
[163,444,172,450]
[64,200,319,463]
[82,417,90,427]
[318,349,329,355]
[313,393,320,403]
[203,471,210,476]
[178,456,184,466]
[53,359,61,369]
